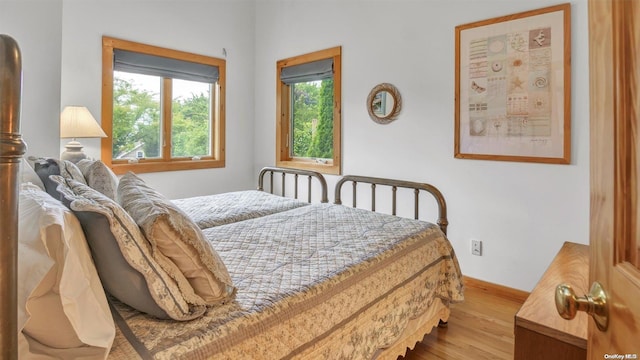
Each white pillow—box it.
[20,158,45,190]
[18,183,115,354]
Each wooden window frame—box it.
[101,36,225,175]
[276,46,342,175]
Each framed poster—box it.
[454,4,571,164]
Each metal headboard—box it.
[334,175,448,234]
[0,34,26,359]
[258,166,328,203]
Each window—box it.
[101,36,225,174]
[276,46,341,175]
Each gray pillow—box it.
[34,159,86,200]
[34,159,61,199]
[51,175,206,321]
[71,211,169,319]
[76,159,119,200]
[60,160,86,184]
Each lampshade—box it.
[60,106,107,139]
[60,106,107,163]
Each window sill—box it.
[276,159,340,175]
[108,159,225,175]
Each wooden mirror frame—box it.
[367,83,402,124]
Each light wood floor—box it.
[401,282,525,360]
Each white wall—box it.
[0,0,63,159]
[3,0,590,291]
[253,0,590,291]
[59,0,257,199]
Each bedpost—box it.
[0,34,25,360]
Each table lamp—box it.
[60,106,107,163]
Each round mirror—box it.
[367,83,401,124]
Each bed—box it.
[1,34,463,360]
[108,185,462,359]
[172,166,328,228]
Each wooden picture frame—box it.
[454,4,571,164]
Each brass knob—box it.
[555,281,609,331]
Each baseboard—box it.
[463,276,529,303]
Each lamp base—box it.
[60,140,87,163]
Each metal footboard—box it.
[1,34,26,360]
[334,175,448,234]
[258,166,329,203]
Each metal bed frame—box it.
[258,166,328,203]
[0,34,26,360]
[334,175,449,235]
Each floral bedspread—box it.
[172,190,309,229]
[108,204,464,359]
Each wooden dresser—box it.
[514,242,589,360]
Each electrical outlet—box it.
[471,239,482,256]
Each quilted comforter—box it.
[172,190,310,229]
[108,203,464,359]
